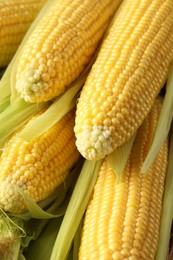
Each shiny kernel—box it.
[39,64,47,73]
[48,67,56,78]
[20,175,27,184]
[103,118,112,126]
[24,171,33,180]
[47,59,55,67]
[39,57,47,64]
[112,118,120,127]
[41,73,50,82]
[35,161,43,170]
[25,154,35,164]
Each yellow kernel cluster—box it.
[15,0,123,103]
[74,0,173,160]
[79,99,168,259]
[0,109,79,214]
[0,0,46,67]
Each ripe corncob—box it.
[0,108,79,214]
[79,99,168,259]
[14,0,123,103]
[74,0,173,160]
[0,0,46,67]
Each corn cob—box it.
[79,98,168,259]
[0,108,79,214]
[74,0,173,160]
[14,0,123,103]
[0,0,46,67]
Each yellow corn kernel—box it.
[0,108,79,214]
[15,0,123,103]
[79,99,168,260]
[74,0,173,160]
[0,0,46,67]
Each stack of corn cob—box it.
[0,0,173,259]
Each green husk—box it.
[24,217,63,260]
[0,71,11,104]
[16,187,66,220]
[0,96,10,113]
[0,100,46,149]
[21,191,72,252]
[72,219,83,260]
[50,160,102,260]
[155,126,173,260]
[18,253,26,260]
[107,132,136,181]
[141,63,173,173]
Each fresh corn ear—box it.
[0,108,79,214]
[0,0,46,67]
[74,0,173,160]
[14,0,123,103]
[79,98,168,259]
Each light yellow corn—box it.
[79,99,168,260]
[15,0,123,103]
[0,0,46,67]
[0,108,79,214]
[74,0,173,160]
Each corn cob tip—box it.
[16,67,56,103]
[75,125,114,160]
[0,181,23,213]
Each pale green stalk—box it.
[50,160,102,260]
